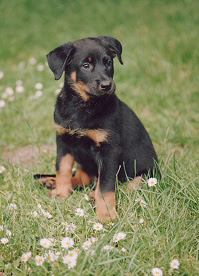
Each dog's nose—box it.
[100,80,112,91]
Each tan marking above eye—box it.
[54,123,109,146]
[88,56,92,62]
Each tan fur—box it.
[70,72,90,101]
[127,176,144,191]
[95,177,117,221]
[72,165,91,187]
[54,123,109,146]
[49,154,74,198]
[88,56,92,62]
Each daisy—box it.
[102,245,114,251]
[65,222,77,232]
[40,238,52,248]
[84,194,89,201]
[112,232,126,242]
[21,252,31,262]
[34,90,43,98]
[29,57,37,65]
[0,71,4,79]
[67,249,78,259]
[0,225,4,231]
[6,230,12,237]
[5,87,14,96]
[170,259,180,269]
[93,222,103,231]
[34,82,43,90]
[139,218,144,224]
[30,211,38,217]
[82,240,92,251]
[16,85,24,93]
[148,178,157,187]
[135,198,147,207]
[37,64,44,71]
[35,255,44,266]
[1,238,9,244]
[63,255,77,269]
[44,251,58,262]
[151,268,163,276]
[75,208,85,217]
[121,247,127,252]
[8,203,17,210]
[0,166,6,173]
[61,237,74,249]
[0,100,5,108]
[16,80,23,86]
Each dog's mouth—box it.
[87,82,116,97]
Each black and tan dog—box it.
[34,36,159,220]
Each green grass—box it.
[0,0,199,274]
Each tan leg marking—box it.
[38,176,56,189]
[95,179,118,221]
[72,166,91,187]
[127,176,144,191]
[49,154,74,199]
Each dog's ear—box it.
[97,36,123,65]
[46,42,75,80]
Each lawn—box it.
[0,0,199,275]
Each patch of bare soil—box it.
[2,144,56,167]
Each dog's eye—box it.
[106,60,113,67]
[82,63,90,69]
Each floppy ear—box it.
[97,36,123,65]
[46,42,75,80]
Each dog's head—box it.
[47,36,123,100]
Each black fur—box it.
[36,36,159,195]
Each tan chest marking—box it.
[54,123,109,146]
[70,72,90,102]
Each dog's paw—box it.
[34,175,56,190]
[49,188,71,199]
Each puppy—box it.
[35,36,160,220]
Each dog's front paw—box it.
[95,191,118,221]
[49,188,71,199]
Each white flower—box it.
[75,208,85,217]
[63,255,77,269]
[8,203,17,210]
[102,245,114,251]
[84,194,89,201]
[135,198,147,207]
[0,225,4,231]
[34,90,43,98]
[65,222,77,232]
[82,240,92,251]
[121,247,127,252]
[93,222,103,231]
[16,80,23,86]
[6,230,12,237]
[16,85,24,93]
[61,237,74,249]
[67,249,78,259]
[31,211,38,217]
[35,255,44,266]
[5,87,14,96]
[21,252,31,262]
[170,259,180,269]
[0,100,5,108]
[139,218,144,224]
[54,88,61,95]
[0,71,4,79]
[88,237,97,244]
[112,232,126,242]
[40,238,52,248]
[148,178,157,187]
[1,238,9,244]
[29,57,37,65]
[37,64,44,71]
[0,166,6,173]
[34,82,43,90]
[44,251,58,262]
[151,268,163,276]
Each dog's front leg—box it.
[49,152,74,199]
[95,150,119,221]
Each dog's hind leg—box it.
[34,174,56,189]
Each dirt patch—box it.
[2,144,56,167]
